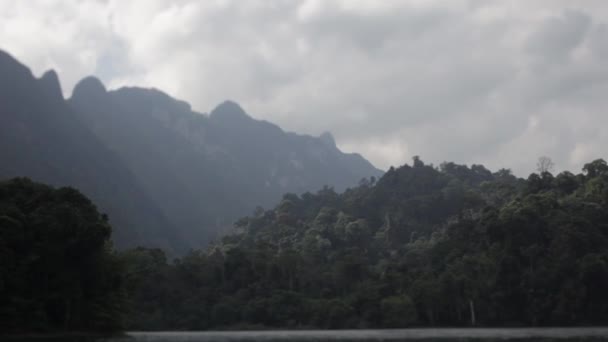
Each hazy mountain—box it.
[0,50,180,251]
[70,82,382,248]
[0,49,381,251]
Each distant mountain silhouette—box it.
[0,50,181,251]
[71,85,382,249]
[0,49,382,251]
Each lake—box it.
[123,328,608,341]
[7,328,608,342]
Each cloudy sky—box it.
[1,0,608,175]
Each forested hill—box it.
[124,158,608,329]
[3,158,608,331]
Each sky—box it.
[1,0,608,175]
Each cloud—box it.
[525,9,591,62]
[1,0,608,175]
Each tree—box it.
[583,159,608,178]
[380,295,417,327]
[537,156,554,174]
[412,155,424,168]
[0,178,126,333]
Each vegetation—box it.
[4,157,608,331]
[121,158,608,329]
[0,178,125,333]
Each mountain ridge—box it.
[0,50,181,251]
[0,49,382,251]
[70,77,382,249]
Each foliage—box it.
[122,158,608,328]
[0,178,126,333]
[5,157,608,331]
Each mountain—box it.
[0,49,381,251]
[0,50,181,251]
[69,84,382,248]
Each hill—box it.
[122,158,608,328]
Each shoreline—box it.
[1,331,127,339]
[6,327,608,340]
[128,327,608,339]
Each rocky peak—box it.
[319,131,336,148]
[39,70,63,99]
[71,76,107,101]
[210,100,251,121]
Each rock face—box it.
[0,49,382,251]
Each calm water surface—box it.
[127,329,608,341]
[9,328,608,342]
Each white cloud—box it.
[2,0,608,175]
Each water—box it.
[8,328,608,342]
[124,329,608,341]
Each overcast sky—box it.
[1,0,608,175]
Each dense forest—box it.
[3,158,608,332]
[0,178,125,333]
[121,157,608,329]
